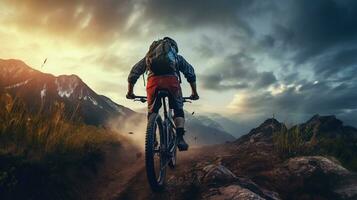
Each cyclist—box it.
[126,37,199,151]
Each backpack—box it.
[145,39,178,75]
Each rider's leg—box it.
[174,115,185,128]
[174,109,189,151]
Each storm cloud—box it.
[1,0,269,44]
[271,0,357,64]
[1,0,357,126]
[2,0,137,44]
[202,52,277,90]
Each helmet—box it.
[163,37,178,53]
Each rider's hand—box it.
[190,93,199,100]
[126,92,135,99]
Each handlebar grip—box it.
[133,96,147,99]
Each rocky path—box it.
[115,146,223,200]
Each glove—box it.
[190,93,199,100]
[126,92,135,99]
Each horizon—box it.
[1,57,352,139]
[1,0,357,128]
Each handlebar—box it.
[133,96,147,103]
[132,96,195,103]
[182,97,193,103]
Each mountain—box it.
[234,115,357,170]
[205,113,255,138]
[0,59,134,125]
[185,112,236,146]
[294,114,357,139]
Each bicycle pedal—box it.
[178,145,189,151]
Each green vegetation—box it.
[273,124,357,171]
[273,126,307,157]
[0,94,118,199]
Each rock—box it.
[205,185,265,200]
[286,156,349,176]
[199,164,281,200]
[200,164,237,184]
[271,156,357,199]
[334,174,357,200]
[233,176,281,200]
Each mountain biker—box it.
[126,37,199,151]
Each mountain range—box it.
[0,59,135,125]
[0,58,235,145]
[185,112,236,145]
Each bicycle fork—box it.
[161,96,177,165]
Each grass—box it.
[0,94,118,200]
[273,125,308,157]
[273,124,357,171]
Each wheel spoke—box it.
[161,159,170,172]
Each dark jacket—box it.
[128,55,196,84]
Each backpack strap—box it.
[176,63,182,84]
[142,73,146,86]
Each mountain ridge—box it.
[0,58,135,125]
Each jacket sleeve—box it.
[177,55,196,83]
[128,58,146,84]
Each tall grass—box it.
[0,94,117,199]
[273,125,309,158]
[273,124,357,171]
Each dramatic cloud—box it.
[202,52,277,90]
[1,0,357,127]
[229,80,357,125]
[314,48,357,80]
[141,0,259,33]
[268,0,357,63]
[222,0,357,126]
[1,0,271,45]
[2,0,137,44]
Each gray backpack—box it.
[145,39,178,75]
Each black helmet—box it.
[163,37,178,53]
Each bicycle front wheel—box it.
[145,113,166,192]
[168,128,177,169]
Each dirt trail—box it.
[114,146,230,200]
[84,143,144,200]
[85,144,230,200]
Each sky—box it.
[1,0,357,127]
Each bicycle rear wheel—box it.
[145,113,166,192]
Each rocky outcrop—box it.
[200,164,237,184]
[204,185,266,200]
[295,114,357,139]
[202,156,357,200]
[236,118,286,145]
[268,156,357,200]
[219,117,357,200]
[169,163,281,200]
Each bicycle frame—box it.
[134,93,191,161]
[133,93,193,191]
[161,95,177,158]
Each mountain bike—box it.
[133,91,193,192]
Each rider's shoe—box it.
[176,128,189,151]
